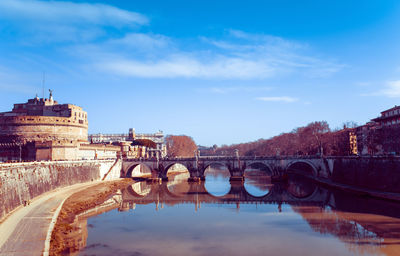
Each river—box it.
[72,167,400,256]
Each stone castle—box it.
[0,92,166,162]
[0,92,92,161]
[0,93,88,142]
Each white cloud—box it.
[0,0,148,43]
[90,30,343,80]
[98,55,277,79]
[381,80,400,98]
[0,0,147,26]
[1,2,343,81]
[256,96,298,103]
[206,86,272,94]
[362,80,400,98]
[228,29,305,50]
[106,33,172,51]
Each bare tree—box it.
[166,135,198,157]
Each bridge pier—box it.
[188,177,202,182]
[229,176,245,182]
[186,167,204,182]
[229,166,245,182]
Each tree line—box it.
[199,121,357,157]
[165,120,400,157]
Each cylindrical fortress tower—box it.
[0,94,88,161]
[0,115,88,143]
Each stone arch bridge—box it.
[121,156,336,181]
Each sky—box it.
[0,0,400,146]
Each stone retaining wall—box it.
[0,160,121,220]
[331,157,400,193]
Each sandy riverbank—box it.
[49,179,134,256]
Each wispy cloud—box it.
[89,29,343,80]
[381,80,400,98]
[362,80,400,98]
[0,0,147,43]
[97,55,277,79]
[256,96,298,103]
[0,1,342,80]
[0,0,147,26]
[206,86,272,94]
[107,33,171,50]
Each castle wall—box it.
[0,160,121,220]
[0,115,88,143]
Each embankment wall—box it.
[330,157,400,193]
[0,160,121,220]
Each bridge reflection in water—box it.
[78,173,400,256]
[121,174,322,212]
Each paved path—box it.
[0,181,100,256]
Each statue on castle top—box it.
[49,89,53,100]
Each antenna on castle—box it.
[42,71,45,99]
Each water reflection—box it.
[204,165,231,196]
[166,164,190,196]
[244,169,272,197]
[286,174,317,198]
[129,182,152,197]
[74,175,400,256]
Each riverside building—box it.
[356,105,400,155]
[89,128,167,158]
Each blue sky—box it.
[0,0,400,146]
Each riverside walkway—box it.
[0,181,100,256]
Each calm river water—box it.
[76,168,400,256]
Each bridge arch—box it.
[286,160,318,177]
[201,162,232,177]
[162,162,191,179]
[244,162,273,175]
[126,163,154,178]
